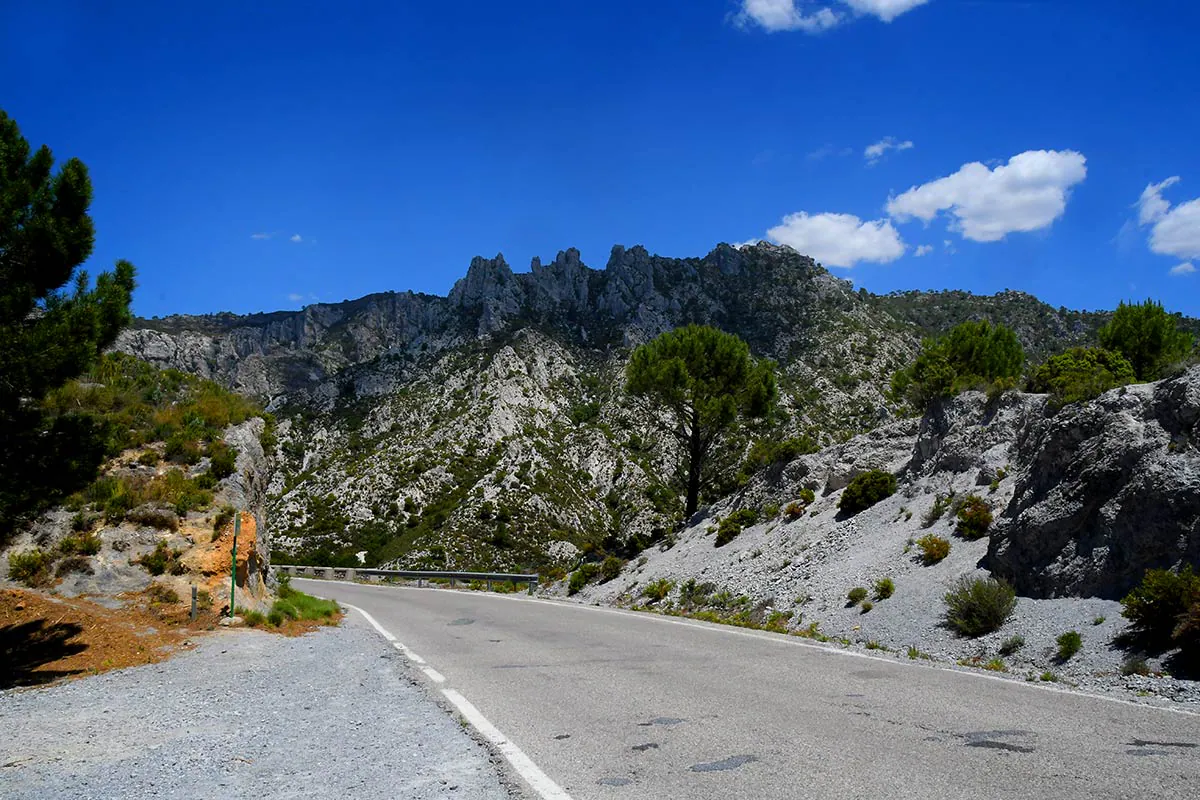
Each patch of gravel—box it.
[0,620,520,799]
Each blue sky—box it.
[2,0,1198,318]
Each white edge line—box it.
[442,688,574,800]
[335,600,573,800]
[299,578,1199,719]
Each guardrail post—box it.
[528,578,535,596]
[322,567,333,580]
[486,579,492,592]
[450,577,456,589]
[346,568,356,581]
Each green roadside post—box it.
[229,512,240,619]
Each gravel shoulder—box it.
[0,617,520,800]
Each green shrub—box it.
[212,505,236,533]
[923,493,953,527]
[1120,657,1150,677]
[955,495,993,540]
[798,487,816,505]
[135,540,185,576]
[568,563,599,595]
[272,583,339,620]
[137,449,160,467]
[984,658,1007,672]
[847,587,868,606]
[944,576,1016,637]
[642,578,673,603]
[860,600,874,614]
[742,436,818,474]
[267,608,286,627]
[599,555,623,583]
[1028,347,1136,406]
[1098,299,1194,381]
[1121,565,1200,648]
[241,608,268,627]
[1056,630,1082,661]
[146,582,180,604]
[874,577,895,600]
[8,549,54,587]
[207,440,238,480]
[838,470,896,515]
[1040,671,1059,682]
[568,402,600,425]
[999,635,1025,656]
[715,508,758,547]
[892,321,1025,409]
[164,434,202,465]
[56,555,93,577]
[58,531,102,556]
[126,506,180,532]
[915,534,951,565]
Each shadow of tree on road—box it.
[0,619,87,689]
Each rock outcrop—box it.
[986,366,1200,599]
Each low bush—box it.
[1027,347,1136,406]
[126,506,180,532]
[7,549,53,587]
[56,555,94,577]
[943,576,1016,637]
[599,555,623,583]
[923,493,953,528]
[137,449,160,467]
[135,541,186,576]
[146,582,180,604]
[715,508,759,547]
[1040,671,1059,682]
[1120,657,1150,677]
[847,587,868,606]
[999,635,1025,656]
[860,601,874,614]
[874,577,895,600]
[838,470,896,515]
[568,563,599,595]
[798,487,816,506]
[915,534,951,565]
[58,530,102,556]
[955,495,993,540]
[207,440,239,480]
[1121,565,1200,648]
[241,608,268,627]
[642,578,674,603]
[1056,630,1082,661]
[212,505,236,533]
[984,658,1007,672]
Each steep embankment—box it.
[574,367,1200,695]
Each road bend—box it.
[294,579,1200,800]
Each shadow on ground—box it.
[0,619,87,689]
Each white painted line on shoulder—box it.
[421,666,447,684]
[393,641,426,664]
[347,603,397,642]
[442,688,574,800]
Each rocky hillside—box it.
[574,367,1200,690]
[113,242,1197,574]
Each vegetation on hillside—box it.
[1027,347,1136,406]
[0,109,137,540]
[891,320,1024,410]
[626,324,777,516]
[1098,299,1195,381]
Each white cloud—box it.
[1170,262,1196,276]
[886,150,1087,242]
[766,211,906,267]
[287,293,305,302]
[913,244,933,257]
[737,0,841,33]
[250,232,273,240]
[1136,178,1200,260]
[841,0,931,22]
[864,136,914,164]
[1138,177,1180,226]
[736,0,929,32]
[289,234,304,243]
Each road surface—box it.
[295,579,1200,800]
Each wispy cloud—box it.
[250,232,274,240]
[289,234,304,243]
[733,0,930,34]
[1137,177,1200,261]
[913,244,933,257]
[287,292,305,302]
[864,137,914,165]
[1170,262,1196,276]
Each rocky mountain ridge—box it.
[114,242,1199,580]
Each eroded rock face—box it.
[986,367,1200,599]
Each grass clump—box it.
[999,634,1025,656]
[599,555,623,583]
[1120,657,1150,677]
[923,493,953,527]
[838,470,896,516]
[1040,671,1059,682]
[146,582,180,604]
[1055,630,1082,662]
[642,578,674,603]
[860,601,874,614]
[271,577,340,622]
[915,534,951,565]
[984,658,1007,672]
[8,549,54,587]
[943,576,1016,637]
[954,495,993,540]
[240,608,268,627]
[874,577,895,600]
[847,587,868,606]
[58,530,102,556]
[126,506,180,532]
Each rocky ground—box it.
[0,620,520,800]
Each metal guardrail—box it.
[272,564,539,595]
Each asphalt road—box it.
[295,579,1200,800]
